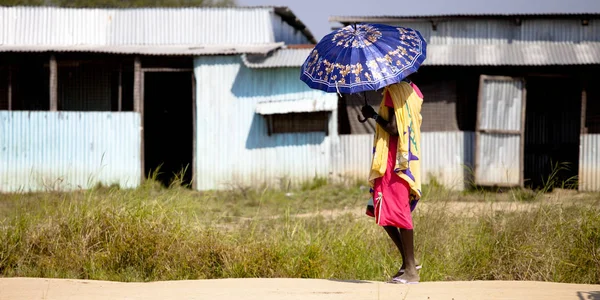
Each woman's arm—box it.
[374,107,399,136]
[361,105,399,136]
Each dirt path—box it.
[1,278,598,300]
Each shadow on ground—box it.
[577,291,600,300]
[327,279,372,284]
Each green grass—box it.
[0,178,599,283]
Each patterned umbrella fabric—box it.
[300,23,427,94]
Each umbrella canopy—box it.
[300,23,427,94]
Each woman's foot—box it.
[391,269,420,284]
[391,264,422,278]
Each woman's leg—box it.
[383,226,406,276]
[396,228,419,283]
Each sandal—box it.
[392,264,422,278]
[390,277,419,284]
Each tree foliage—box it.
[0,0,235,7]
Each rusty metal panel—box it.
[0,111,141,192]
[193,55,337,190]
[579,134,600,192]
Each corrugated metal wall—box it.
[193,56,476,191]
[421,131,474,190]
[334,134,373,180]
[0,111,141,192]
[193,56,338,190]
[0,6,290,46]
[579,134,600,192]
[388,19,600,45]
[333,132,474,190]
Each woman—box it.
[361,78,423,284]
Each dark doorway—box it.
[524,77,581,190]
[143,72,194,187]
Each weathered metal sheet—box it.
[421,131,474,190]
[241,43,600,67]
[332,132,474,190]
[331,16,600,44]
[422,43,600,66]
[255,98,337,115]
[475,77,524,186]
[0,6,306,53]
[329,16,600,66]
[579,134,600,192]
[330,13,600,23]
[0,44,285,56]
[0,111,141,192]
[479,78,524,132]
[475,133,521,186]
[242,48,313,68]
[193,56,337,190]
[334,134,373,180]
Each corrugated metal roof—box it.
[242,43,600,67]
[330,12,600,23]
[0,43,284,55]
[424,43,600,66]
[255,97,337,114]
[0,6,312,54]
[353,19,600,45]
[242,48,312,68]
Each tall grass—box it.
[0,179,598,283]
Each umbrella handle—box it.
[357,114,369,123]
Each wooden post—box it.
[191,71,197,190]
[519,79,527,188]
[581,87,588,134]
[118,63,123,112]
[7,67,12,110]
[133,57,145,182]
[49,54,58,111]
[133,57,141,112]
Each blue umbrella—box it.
[300,23,427,95]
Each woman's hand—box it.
[361,105,376,119]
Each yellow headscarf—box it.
[368,81,423,200]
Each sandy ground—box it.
[1,278,599,300]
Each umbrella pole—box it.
[357,91,369,123]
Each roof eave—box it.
[274,6,317,44]
[330,13,600,25]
